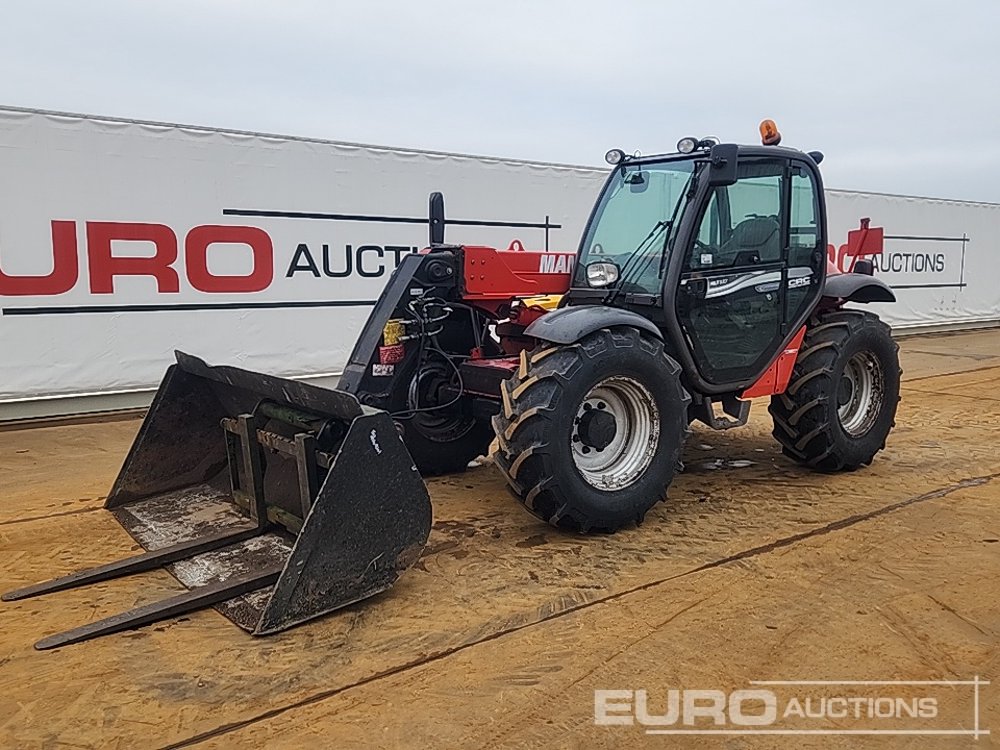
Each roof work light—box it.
[605,148,626,165]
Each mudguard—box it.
[523,305,663,344]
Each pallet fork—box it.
[4,352,431,649]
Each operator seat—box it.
[721,215,780,265]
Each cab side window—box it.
[691,161,783,269]
[697,188,723,250]
[789,168,819,265]
[786,167,823,321]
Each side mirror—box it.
[707,144,738,187]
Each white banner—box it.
[827,191,1000,327]
[1,108,998,409]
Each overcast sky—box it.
[1,1,998,202]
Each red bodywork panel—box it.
[459,356,520,397]
[496,302,551,354]
[461,241,574,312]
[740,325,807,399]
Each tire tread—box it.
[769,309,900,472]
[492,327,689,532]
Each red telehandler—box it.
[7,122,899,648]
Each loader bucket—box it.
[4,352,432,649]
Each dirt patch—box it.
[0,331,996,748]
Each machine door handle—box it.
[682,277,707,299]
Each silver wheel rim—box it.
[571,376,660,490]
[838,351,883,437]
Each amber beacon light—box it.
[759,119,782,146]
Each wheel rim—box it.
[571,376,660,490]
[410,361,475,442]
[837,351,884,437]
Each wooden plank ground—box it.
[0,330,997,748]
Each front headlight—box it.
[586,261,620,288]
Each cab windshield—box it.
[575,159,697,295]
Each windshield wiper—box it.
[604,219,670,305]
[605,170,700,305]
[658,172,699,276]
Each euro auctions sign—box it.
[2,106,1000,409]
[0,222,275,297]
[594,679,989,739]
[0,107,601,404]
[0,217,568,307]
[0,220,428,301]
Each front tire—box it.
[491,327,690,533]
[769,309,901,471]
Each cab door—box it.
[675,158,822,385]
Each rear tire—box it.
[491,327,690,533]
[769,309,901,471]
